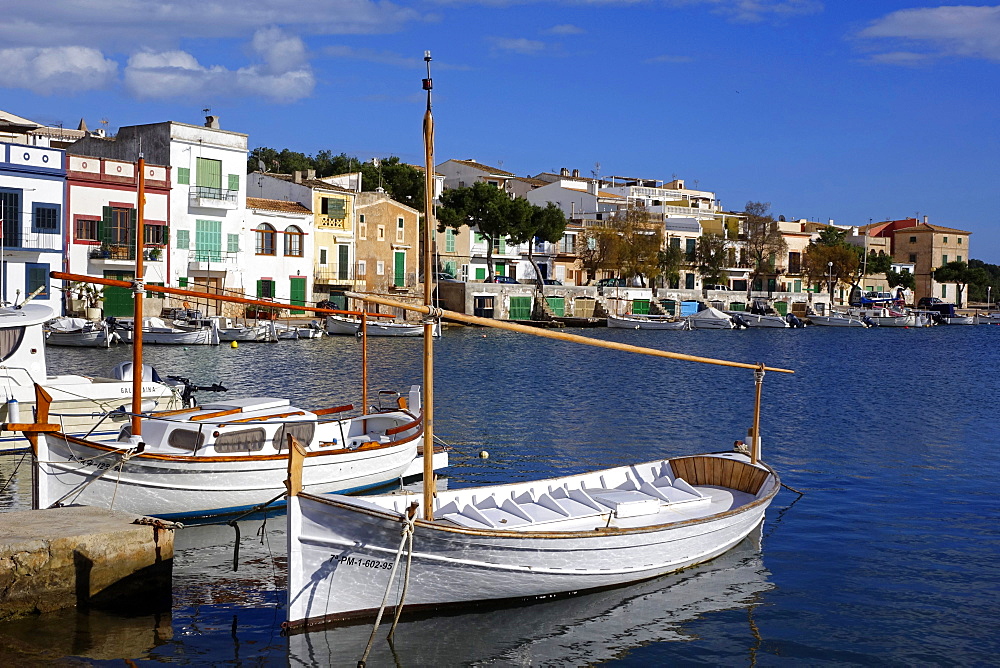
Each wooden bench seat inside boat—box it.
[669,454,770,495]
[431,461,716,530]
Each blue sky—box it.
[3,1,999,261]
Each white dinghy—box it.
[284,58,791,634]
[607,313,691,330]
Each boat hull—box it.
[731,314,788,328]
[607,315,690,330]
[35,433,418,518]
[286,454,778,627]
[807,315,868,327]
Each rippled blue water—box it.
[1,325,999,666]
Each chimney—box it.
[590,180,599,196]
[293,171,303,184]
[560,167,569,177]
[923,215,928,224]
[306,169,316,180]
[205,115,220,129]
[572,169,579,178]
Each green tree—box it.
[576,226,617,283]
[934,261,989,306]
[607,203,662,287]
[967,259,1000,303]
[886,268,916,291]
[508,202,567,290]
[695,233,729,287]
[437,182,515,281]
[657,244,684,289]
[741,201,787,296]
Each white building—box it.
[0,141,65,309]
[245,198,315,310]
[65,155,170,316]
[69,117,250,309]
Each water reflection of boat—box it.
[288,528,772,667]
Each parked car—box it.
[594,278,628,288]
[436,272,460,282]
[487,276,519,284]
[705,284,729,291]
[542,279,562,286]
[917,297,945,308]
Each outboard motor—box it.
[165,375,228,408]
[732,314,750,329]
[786,314,804,328]
[862,315,878,327]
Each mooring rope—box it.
[358,508,418,668]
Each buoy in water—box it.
[231,341,239,348]
[479,450,489,459]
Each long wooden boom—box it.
[51,271,394,318]
[346,291,795,374]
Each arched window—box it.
[284,225,303,257]
[255,223,276,255]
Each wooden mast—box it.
[130,155,146,437]
[421,51,436,520]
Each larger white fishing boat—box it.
[284,56,791,633]
[11,154,443,517]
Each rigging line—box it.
[0,453,27,494]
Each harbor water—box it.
[1,325,998,665]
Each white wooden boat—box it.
[45,317,121,347]
[806,313,870,327]
[975,312,1000,325]
[284,69,789,632]
[30,388,426,519]
[326,314,440,337]
[686,306,735,329]
[287,450,779,626]
[297,323,324,339]
[0,305,183,453]
[218,322,276,342]
[940,315,975,325]
[607,314,691,330]
[729,312,789,328]
[139,316,221,345]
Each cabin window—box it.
[273,422,316,450]
[168,428,206,451]
[0,326,26,362]
[214,428,266,453]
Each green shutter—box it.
[176,229,190,249]
[394,251,405,287]
[177,167,190,185]
[475,267,486,280]
[495,264,505,277]
[196,158,222,189]
[195,219,222,261]
[445,229,456,253]
[546,296,565,317]
[256,280,264,298]
[290,277,306,314]
[100,206,111,243]
[179,277,188,288]
[509,296,531,320]
[227,233,239,253]
[338,245,349,280]
[497,237,506,254]
[227,174,240,191]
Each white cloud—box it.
[546,24,586,35]
[0,1,424,50]
[124,29,314,102]
[490,37,546,55]
[0,46,117,94]
[858,5,1000,62]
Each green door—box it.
[631,299,650,315]
[394,251,405,288]
[103,270,134,317]
[546,296,565,317]
[774,301,788,316]
[289,277,306,314]
[509,296,531,320]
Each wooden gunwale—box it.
[298,458,779,540]
[385,415,422,436]
[313,404,354,416]
[47,427,423,463]
[191,408,242,422]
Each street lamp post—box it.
[827,261,834,308]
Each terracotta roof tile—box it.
[255,172,354,193]
[247,197,311,214]
[444,159,515,176]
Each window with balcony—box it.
[192,158,235,202]
[1,189,21,247]
[194,219,222,261]
[321,197,346,219]
[319,248,328,265]
[143,223,167,246]
[284,225,303,257]
[255,223,277,255]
